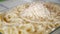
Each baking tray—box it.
[0,0,60,11]
[0,0,60,34]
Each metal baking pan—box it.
[0,0,60,34]
[0,0,60,11]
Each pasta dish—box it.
[0,2,60,34]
